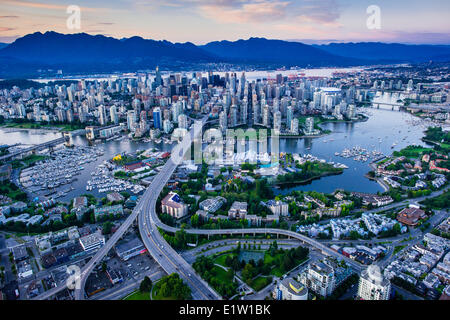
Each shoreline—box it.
[367,160,389,192]
[0,125,64,133]
[272,170,344,188]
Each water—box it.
[0,104,428,200]
[0,129,172,202]
[32,67,364,84]
[276,107,428,194]
[0,128,62,145]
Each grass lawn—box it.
[394,245,406,255]
[248,276,273,292]
[264,253,308,277]
[151,288,177,300]
[11,155,48,169]
[123,291,150,300]
[214,253,235,267]
[212,265,233,282]
[3,122,83,131]
[394,146,432,158]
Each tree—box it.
[242,263,255,282]
[102,221,114,235]
[140,276,153,293]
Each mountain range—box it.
[0,31,449,78]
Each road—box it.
[137,117,222,300]
[31,113,448,300]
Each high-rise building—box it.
[287,105,294,129]
[241,101,248,125]
[290,118,299,135]
[274,278,308,300]
[110,105,119,124]
[357,266,391,300]
[153,107,162,129]
[230,105,238,127]
[219,111,227,133]
[178,114,188,130]
[273,111,281,132]
[299,262,336,297]
[163,119,173,134]
[407,79,414,91]
[155,66,162,87]
[305,117,314,135]
[262,105,269,127]
[98,105,107,126]
[127,110,137,131]
[347,104,356,119]
[66,108,74,123]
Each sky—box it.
[0,0,449,44]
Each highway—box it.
[32,193,148,300]
[0,137,66,162]
[137,117,222,300]
[32,113,448,300]
[32,115,365,300]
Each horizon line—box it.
[1,30,450,46]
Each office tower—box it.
[230,73,236,95]
[240,72,246,93]
[153,107,162,129]
[357,266,391,300]
[155,66,162,87]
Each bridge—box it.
[0,137,66,163]
[33,116,363,301]
[0,129,86,163]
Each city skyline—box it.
[0,0,449,44]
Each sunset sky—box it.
[0,0,449,44]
